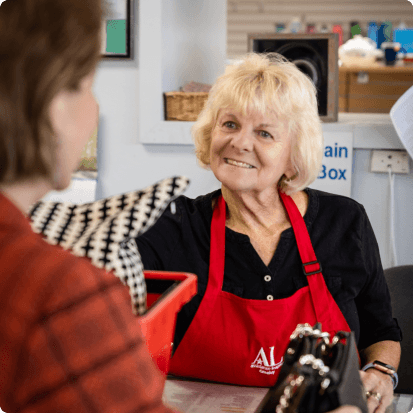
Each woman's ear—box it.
[284,158,297,181]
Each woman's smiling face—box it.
[209,108,295,196]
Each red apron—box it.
[169,192,352,387]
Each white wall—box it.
[91,0,413,269]
[352,150,413,269]
[94,0,225,200]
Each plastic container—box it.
[139,270,197,375]
[332,25,343,47]
[367,22,378,45]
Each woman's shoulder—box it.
[137,188,221,247]
[0,218,113,314]
[306,187,366,215]
[304,187,369,231]
[19,227,112,281]
[172,188,221,221]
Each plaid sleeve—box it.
[11,254,177,413]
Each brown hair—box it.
[0,0,110,184]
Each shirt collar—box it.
[202,187,319,240]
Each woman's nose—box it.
[230,129,253,152]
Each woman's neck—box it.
[0,179,51,216]
[221,186,292,235]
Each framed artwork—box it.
[101,0,133,59]
[248,33,339,122]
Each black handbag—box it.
[260,323,368,413]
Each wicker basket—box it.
[164,91,209,121]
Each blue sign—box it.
[309,132,354,197]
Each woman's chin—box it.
[51,174,73,192]
[214,170,254,192]
[221,179,253,193]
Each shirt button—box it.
[267,295,274,301]
[264,275,271,282]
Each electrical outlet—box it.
[370,150,410,174]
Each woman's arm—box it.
[360,340,401,371]
[330,407,362,413]
[136,202,183,271]
[359,340,401,413]
[355,207,402,351]
[352,206,402,413]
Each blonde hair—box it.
[192,53,324,195]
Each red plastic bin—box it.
[139,270,197,375]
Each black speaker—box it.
[248,33,339,122]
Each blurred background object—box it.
[350,21,361,38]
[306,23,316,33]
[332,24,344,46]
[78,127,98,172]
[367,21,378,45]
[289,16,303,33]
[339,35,381,66]
[390,85,413,160]
[394,28,413,55]
[227,0,413,60]
[381,42,402,66]
[248,33,339,121]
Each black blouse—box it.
[136,187,402,352]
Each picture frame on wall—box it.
[248,33,339,122]
[101,0,133,59]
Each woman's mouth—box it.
[224,158,254,169]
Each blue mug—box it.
[381,42,401,66]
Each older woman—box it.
[0,0,176,412]
[137,53,402,413]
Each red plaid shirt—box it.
[0,193,177,413]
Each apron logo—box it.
[251,347,283,375]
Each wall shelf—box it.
[138,0,226,146]
[139,111,404,150]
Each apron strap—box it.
[207,195,226,291]
[278,191,321,275]
[278,190,334,331]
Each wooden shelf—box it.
[339,60,413,74]
[339,61,413,113]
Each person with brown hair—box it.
[0,0,176,411]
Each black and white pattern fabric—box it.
[29,176,190,315]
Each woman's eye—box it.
[258,130,272,139]
[223,121,237,129]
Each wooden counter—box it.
[163,378,413,412]
[339,61,413,113]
